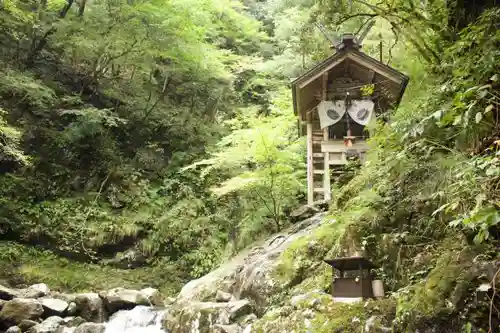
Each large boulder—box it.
[164,299,254,333]
[21,284,50,298]
[74,294,106,323]
[5,326,21,333]
[140,288,164,306]
[178,213,327,311]
[289,205,319,222]
[73,323,105,333]
[0,285,20,301]
[59,329,76,333]
[19,319,38,331]
[62,316,86,327]
[0,298,44,328]
[99,288,149,314]
[28,316,64,333]
[41,298,69,317]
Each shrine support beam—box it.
[322,72,331,201]
[306,121,314,205]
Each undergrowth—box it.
[0,242,183,295]
[273,8,500,332]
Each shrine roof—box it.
[324,256,378,271]
[291,35,409,121]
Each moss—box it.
[290,266,331,295]
[0,242,181,295]
[253,297,398,333]
[394,238,497,331]
[274,216,350,287]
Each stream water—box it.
[103,306,167,333]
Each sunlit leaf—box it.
[475,112,483,123]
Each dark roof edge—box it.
[395,75,410,109]
[350,49,410,83]
[291,50,347,86]
[292,82,298,116]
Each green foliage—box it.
[253,296,397,333]
[0,108,29,168]
[0,4,499,332]
[0,0,276,289]
[186,87,305,249]
[0,241,183,294]
[271,7,500,332]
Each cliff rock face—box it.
[163,213,329,332]
[178,213,326,307]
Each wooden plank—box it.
[346,52,403,84]
[322,72,331,202]
[314,170,325,174]
[313,188,325,192]
[298,55,347,89]
[307,121,314,205]
[329,160,347,165]
[322,140,369,153]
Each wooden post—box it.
[323,129,331,201]
[322,72,331,201]
[359,263,364,298]
[307,121,314,205]
[331,267,336,297]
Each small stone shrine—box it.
[324,255,384,303]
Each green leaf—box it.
[475,112,483,123]
[485,104,494,113]
[432,203,450,216]
[452,115,462,126]
[486,167,500,176]
[478,89,489,99]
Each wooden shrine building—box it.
[292,34,409,204]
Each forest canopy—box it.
[0,4,499,331]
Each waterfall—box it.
[104,306,167,333]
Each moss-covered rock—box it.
[163,299,255,333]
[394,239,498,331]
[252,296,397,333]
[0,298,44,328]
[74,293,107,323]
[177,214,327,312]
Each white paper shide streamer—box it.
[348,100,375,126]
[317,99,375,129]
[317,100,345,129]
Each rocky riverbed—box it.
[0,283,166,333]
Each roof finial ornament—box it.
[314,19,375,51]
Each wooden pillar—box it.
[359,263,364,298]
[323,129,331,201]
[331,267,336,297]
[307,121,314,205]
[322,72,331,201]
